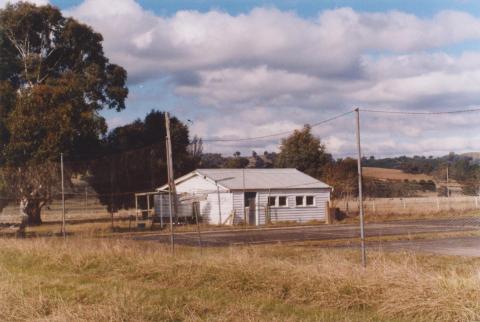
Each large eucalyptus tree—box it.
[0,2,128,224]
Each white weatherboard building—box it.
[157,168,331,226]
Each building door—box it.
[244,192,257,225]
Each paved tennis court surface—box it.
[368,236,480,257]
[134,217,480,254]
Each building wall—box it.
[232,188,331,225]
[156,174,234,225]
[200,192,234,225]
[174,174,221,194]
[156,173,330,226]
[232,191,246,224]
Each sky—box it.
[3,0,480,158]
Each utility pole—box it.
[60,153,66,239]
[355,108,366,268]
[165,112,176,253]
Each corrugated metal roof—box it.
[195,168,330,190]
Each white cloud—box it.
[68,2,480,82]
[64,0,480,156]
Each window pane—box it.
[278,196,287,206]
[306,196,314,205]
[268,196,276,206]
[295,196,304,206]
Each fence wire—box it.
[0,108,478,257]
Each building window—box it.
[306,196,314,206]
[295,196,315,207]
[267,196,288,207]
[268,196,276,207]
[295,196,304,206]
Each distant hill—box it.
[358,153,479,196]
[461,152,480,161]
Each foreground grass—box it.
[0,238,479,321]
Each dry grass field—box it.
[0,237,479,321]
[362,167,434,182]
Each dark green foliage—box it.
[419,180,436,192]
[86,110,197,211]
[0,3,128,166]
[0,27,19,84]
[224,153,250,168]
[275,125,333,178]
[200,153,225,168]
[363,179,435,198]
[0,3,128,111]
[199,151,275,169]
[437,186,448,197]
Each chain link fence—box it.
[0,154,478,250]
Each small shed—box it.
[157,168,331,226]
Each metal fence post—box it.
[165,113,176,254]
[354,108,366,268]
[194,202,203,253]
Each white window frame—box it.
[268,195,289,208]
[267,196,277,207]
[295,195,316,208]
[277,196,288,208]
[305,195,316,207]
[295,195,305,207]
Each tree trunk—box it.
[27,204,42,225]
[20,198,43,226]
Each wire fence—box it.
[0,107,478,265]
[1,187,478,226]
[334,196,480,216]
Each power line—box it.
[360,107,480,115]
[202,110,354,143]
[201,105,480,144]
